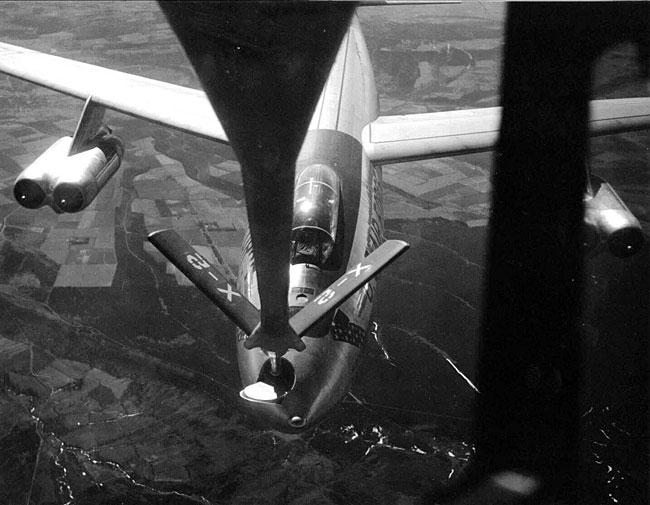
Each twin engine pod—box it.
[583,176,644,257]
[13,130,123,213]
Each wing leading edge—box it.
[364,97,650,164]
[0,42,228,144]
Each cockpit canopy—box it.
[291,163,341,267]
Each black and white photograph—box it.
[0,1,647,504]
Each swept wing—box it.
[364,97,650,164]
[1,41,648,167]
[0,41,227,143]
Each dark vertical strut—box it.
[470,3,649,502]
[477,5,588,496]
[158,2,355,354]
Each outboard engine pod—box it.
[52,134,123,213]
[13,136,73,209]
[13,132,123,214]
[584,176,644,258]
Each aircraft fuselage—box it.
[236,16,383,430]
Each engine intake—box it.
[13,131,123,213]
[584,176,644,257]
[14,178,47,209]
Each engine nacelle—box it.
[584,176,644,257]
[13,132,123,213]
[13,136,72,210]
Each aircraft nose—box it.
[237,364,337,431]
[268,355,351,430]
[238,336,359,431]
[237,396,312,432]
[237,354,313,430]
[264,388,315,431]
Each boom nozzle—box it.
[244,321,306,356]
[239,356,296,404]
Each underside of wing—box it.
[364,97,650,164]
[0,42,228,144]
[357,1,460,5]
[364,106,500,164]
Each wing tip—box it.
[147,228,172,240]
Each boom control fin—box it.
[149,230,408,361]
[288,239,409,337]
[148,229,260,335]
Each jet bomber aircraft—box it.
[0,2,648,433]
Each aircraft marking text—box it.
[316,288,336,305]
[218,284,241,302]
[347,262,372,277]
[187,253,210,270]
